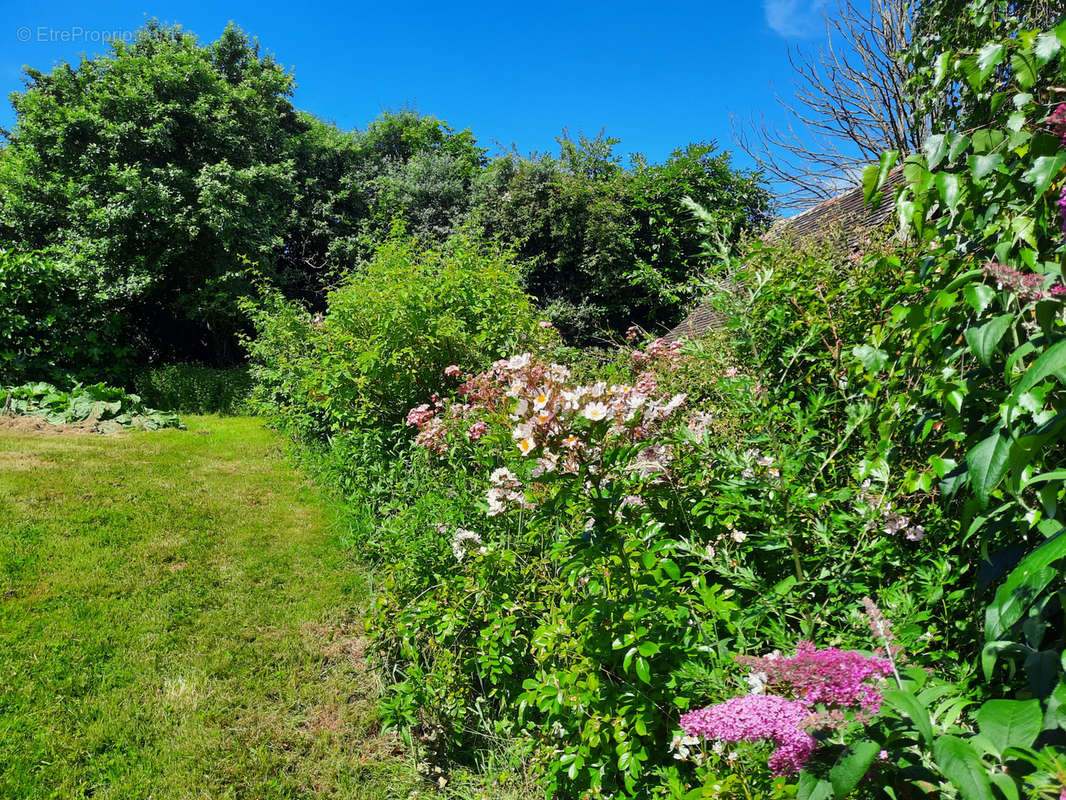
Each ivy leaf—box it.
[932,736,995,800]
[976,699,1042,758]
[1022,154,1066,197]
[986,530,1066,640]
[966,430,1012,507]
[964,314,1013,366]
[853,344,889,374]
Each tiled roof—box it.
[663,169,904,343]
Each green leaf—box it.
[936,172,963,213]
[1025,650,1061,699]
[1042,681,1066,730]
[924,134,948,169]
[659,558,680,581]
[948,133,972,163]
[883,688,934,743]
[932,736,995,800]
[964,283,996,315]
[962,43,1005,90]
[982,641,1032,681]
[1011,52,1037,89]
[863,150,899,205]
[969,153,1003,181]
[1022,154,1066,197]
[934,51,951,85]
[1013,339,1066,396]
[964,315,1013,366]
[829,739,880,798]
[1011,215,1037,249]
[966,430,1013,507]
[797,770,834,800]
[986,531,1066,640]
[634,655,651,684]
[853,344,889,373]
[989,772,1020,800]
[1035,31,1062,63]
[976,699,1042,757]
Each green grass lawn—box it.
[0,417,432,799]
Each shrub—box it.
[132,364,252,415]
[245,228,553,435]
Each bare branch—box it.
[734,0,921,212]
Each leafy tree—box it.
[471,135,771,343]
[0,21,299,371]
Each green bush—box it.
[245,228,553,435]
[0,248,128,384]
[132,364,252,415]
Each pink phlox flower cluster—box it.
[679,694,816,775]
[631,337,683,365]
[1048,104,1066,146]
[983,262,1050,302]
[444,364,462,377]
[737,641,893,716]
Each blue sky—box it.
[0,0,832,171]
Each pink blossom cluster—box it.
[737,641,893,716]
[631,337,683,365]
[406,396,448,454]
[1048,104,1066,147]
[681,642,892,775]
[982,262,1060,302]
[406,352,687,516]
[680,694,816,775]
[406,356,562,452]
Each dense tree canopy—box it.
[0,21,768,380]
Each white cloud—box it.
[764,0,828,38]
